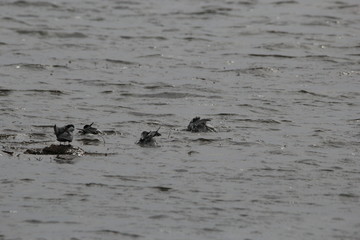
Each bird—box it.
[54,124,75,145]
[187,117,216,132]
[78,122,103,135]
[78,122,105,144]
[137,127,161,147]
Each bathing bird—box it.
[137,127,161,147]
[78,122,103,135]
[187,117,216,132]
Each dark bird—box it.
[187,117,216,132]
[54,124,75,145]
[78,122,103,135]
[137,127,161,147]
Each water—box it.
[1,0,359,239]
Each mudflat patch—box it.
[24,144,84,156]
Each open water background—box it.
[0,0,360,239]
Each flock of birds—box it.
[54,117,216,147]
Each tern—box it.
[54,124,75,145]
[78,122,103,135]
[187,117,216,132]
[137,127,161,147]
[78,122,105,144]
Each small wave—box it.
[152,186,172,192]
[84,183,110,187]
[0,89,12,96]
[24,219,59,224]
[149,214,169,219]
[338,193,359,199]
[302,20,342,27]
[53,155,80,164]
[235,119,281,124]
[137,54,162,58]
[228,140,261,147]
[0,88,64,98]
[304,55,340,63]
[14,29,48,37]
[217,113,239,116]
[257,167,296,172]
[297,90,329,98]
[189,137,222,143]
[7,1,59,8]
[122,91,203,99]
[249,53,296,59]
[85,152,116,157]
[105,59,136,65]
[103,175,150,182]
[78,138,102,145]
[120,35,167,40]
[219,66,280,77]
[182,37,211,42]
[6,63,70,71]
[102,130,120,135]
[2,17,30,26]
[55,32,87,38]
[302,14,341,21]
[143,83,174,90]
[127,111,173,117]
[273,0,298,5]
[14,29,87,38]
[326,2,359,10]
[6,63,47,70]
[266,30,302,36]
[27,89,64,95]
[94,230,142,238]
[186,6,233,16]
[260,42,301,50]
[202,227,224,232]
[321,139,347,148]
[295,159,320,166]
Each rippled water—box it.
[1,0,359,239]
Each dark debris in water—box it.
[24,144,84,156]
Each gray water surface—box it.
[0,0,359,239]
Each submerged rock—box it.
[24,144,84,156]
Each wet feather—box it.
[187,117,216,132]
[54,124,74,144]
